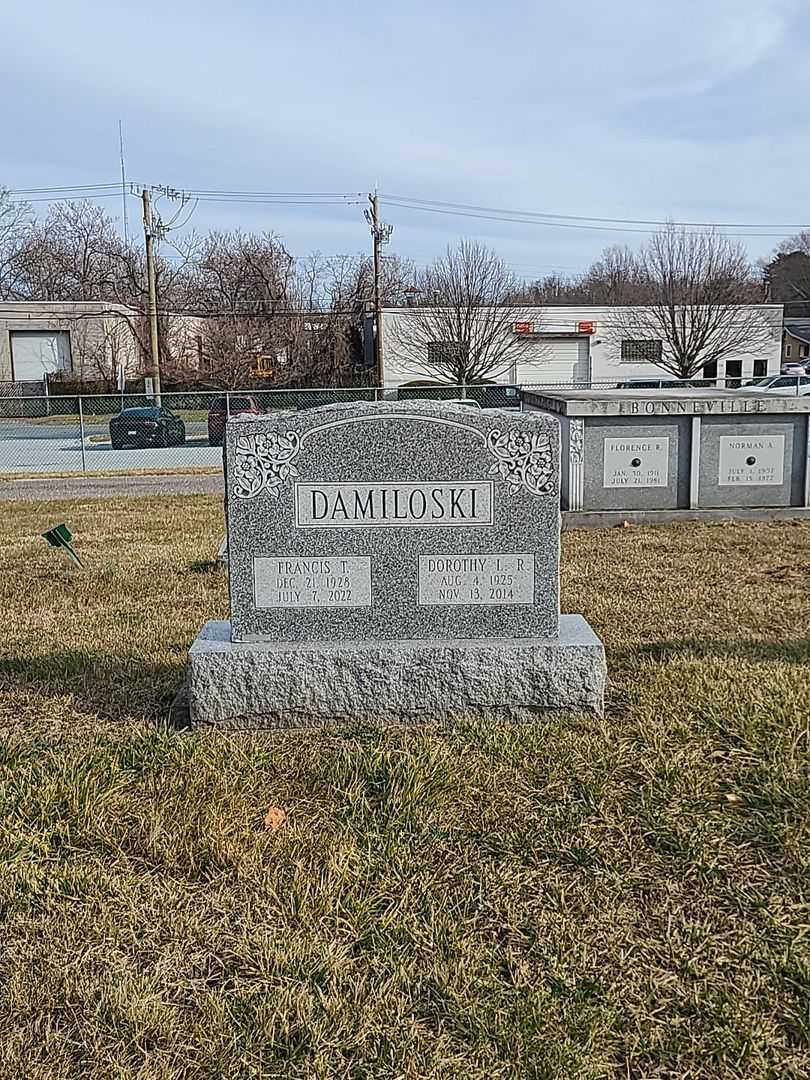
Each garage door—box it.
[10,331,72,381]
[517,338,590,387]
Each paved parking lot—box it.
[0,420,220,475]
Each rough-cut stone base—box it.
[187,616,606,728]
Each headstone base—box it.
[187,617,606,727]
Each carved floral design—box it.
[569,419,584,463]
[231,431,301,499]
[486,428,555,497]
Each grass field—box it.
[1,498,809,1079]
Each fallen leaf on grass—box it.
[264,807,287,832]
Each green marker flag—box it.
[42,523,83,568]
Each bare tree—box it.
[186,230,294,311]
[168,230,295,386]
[578,246,653,305]
[64,313,142,383]
[774,231,810,258]
[343,252,416,310]
[12,201,134,301]
[605,226,774,379]
[393,240,533,386]
[514,248,650,306]
[763,233,810,306]
[513,272,578,306]
[0,187,32,299]
[277,252,416,386]
[283,254,351,385]
[284,254,366,386]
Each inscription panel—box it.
[295,481,493,528]
[718,435,785,486]
[603,437,669,488]
[254,555,371,608]
[418,554,534,606]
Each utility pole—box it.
[142,188,162,404]
[365,192,393,386]
[119,120,128,243]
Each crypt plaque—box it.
[718,435,785,486]
[603,436,670,488]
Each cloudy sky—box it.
[3,0,809,278]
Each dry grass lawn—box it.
[0,497,809,1079]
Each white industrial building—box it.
[0,302,143,386]
[368,305,785,388]
[0,302,209,388]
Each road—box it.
[0,419,221,475]
[1,419,210,440]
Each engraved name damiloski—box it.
[295,481,493,527]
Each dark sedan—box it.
[109,406,186,449]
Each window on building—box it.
[725,359,743,388]
[753,358,767,378]
[620,339,663,363]
[427,341,469,368]
[786,343,792,357]
[801,344,809,358]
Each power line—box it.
[190,198,363,205]
[158,188,364,206]
[0,304,777,326]
[3,311,368,321]
[8,182,807,237]
[11,193,131,204]
[7,181,810,234]
[182,189,364,198]
[8,183,123,194]
[381,193,810,234]
[7,185,355,198]
[7,186,361,208]
[383,200,800,239]
[8,193,356,207]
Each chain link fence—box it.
[0,387,377,478]
[1,378,806,480]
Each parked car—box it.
[736,375,810,396]
[781,362,810,376]
[109,406,186,449]
[444,398,482,408]
[207,395,263,446]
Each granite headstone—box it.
[225,400,560,642]
[187,400,606,726]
